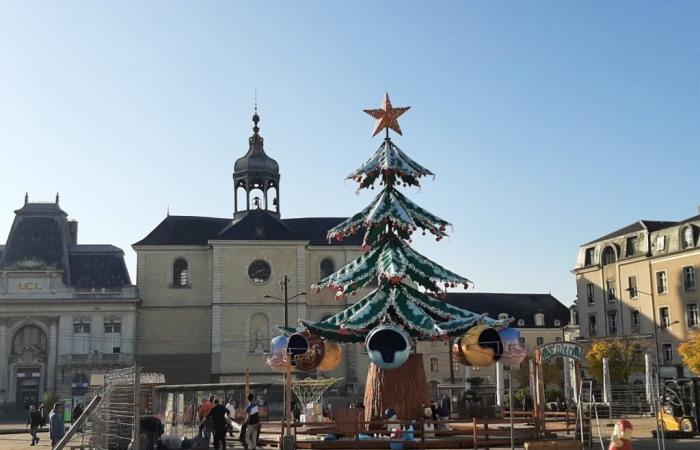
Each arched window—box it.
[173,258,189,287]
[517,319,525,327]
[320,258,335,280]
[534,313,545,327]
[12,326,47,355]
[602,246,617,265]
[682,226,696,249]
[249,313,270,353]
[498,313,509,320]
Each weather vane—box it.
[363,92,410,138]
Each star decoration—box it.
[363,93,411,137]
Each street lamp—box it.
[264,275,306,328]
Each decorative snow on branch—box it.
[348,139,434,190]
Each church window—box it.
[249,313,270,353]
[12,326,47,355]
[320,258,335,279]
[173,258,189,287]
[73,320,91,355]
[248,260,271,284]
[105,318,122,354]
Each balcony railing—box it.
[72,286,137,299]
[59,353,133,364]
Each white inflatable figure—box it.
[609,419,633,450]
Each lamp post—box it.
[264,275,305,446]
[264,275,306,328]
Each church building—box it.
[0,195,137,415]
[133,112,364,386]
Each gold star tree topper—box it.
[364,93,411,137]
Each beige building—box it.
[133,112,366,387]
[419,293,570,393]
[0,195,137,415]
[573,206,700,378]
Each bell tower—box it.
[233,110,281,218]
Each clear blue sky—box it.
[1,2,698,305]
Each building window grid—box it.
[631,310,641,333]
[607,312,618,336]
[628,276,638,299]
[657,271,668,294]
[587,283,595,305]
[687,304,699,328]
[662,344,674,364]
[429,357,439,372]
[104,319,122,354]
[73,320,91,354]
[606,279,616,303]
[683,266,696,291]
[659,307,671,329]
[588,314,598,337]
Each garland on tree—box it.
[301,93,509,343]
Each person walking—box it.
[198,396,215,440]
[26,404,42,446]
[244,393,260,450]
[49,403,66,447]
[207,399,229,450]
[439,394,451,427]
[225,398,237,437]
[72,402,84,423]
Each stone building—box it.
[419,293,570,393]
[133,112,364,386]
[574,206,700,378]
[0,195,137,414]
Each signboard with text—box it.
[539,342,583,362]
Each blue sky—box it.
[0,1,698,305]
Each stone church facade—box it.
[0,196,137,414]
[133,112,365,386]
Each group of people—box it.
[26,402,71,447]
[197,393,260,450]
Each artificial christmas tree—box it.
[298,93,508,420]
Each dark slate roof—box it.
[68,246,131,287]
[0,215,68,271]
[134,210,363,246]
[445,292,569,328]
[583,220,678,246]
[1,200,133,288]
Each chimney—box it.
[68,220,78,245]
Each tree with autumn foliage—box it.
[679,331,700,375]
[585,339,646,383]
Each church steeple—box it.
[233,110,281,218]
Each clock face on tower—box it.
[248,260,271,284]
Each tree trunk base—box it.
[363,353,429,423]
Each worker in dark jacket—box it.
[26,404,42,446]
[207,399,229,450]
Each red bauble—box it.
[339,327,349,336]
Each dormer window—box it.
[625,236,638,257]
[554,319,561,327]
[173,258,189,287]
[534,313,545,327]
[656,235,666,252]
[584,248,595,266]
[498,313,509,320]
[682,226,696,249]
[602,246,616,265]
[517,319,525,327]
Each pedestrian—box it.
[38,403,46,427]
[198,396,215,440]
[49,403,65,447]
[225,398,237,437]
[244,393,260,450]
[26,404,42,446]
[72,402,84,422]
[439,394,451,427]
[207,399,229,450]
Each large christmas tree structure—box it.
[297,93,509,420]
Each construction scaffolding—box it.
[78,366,164,450]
